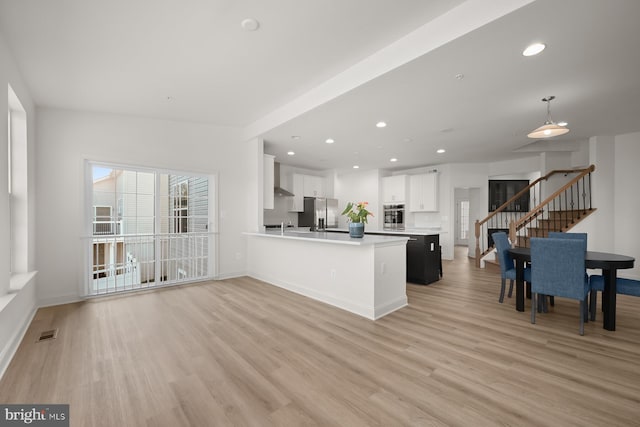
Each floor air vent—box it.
[36,329,58,342]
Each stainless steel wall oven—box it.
[383,204,405,230]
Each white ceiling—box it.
[2,0,640,173]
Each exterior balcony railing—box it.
[86,231,214,296]
[93,219,122,235]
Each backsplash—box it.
[412,212,442,229]
[264,196,298,226]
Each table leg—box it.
[602,269,617,331]
[516,260,525,312]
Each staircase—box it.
[515,209,596,246]
[475,165,596,268]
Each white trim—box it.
[9,271,37,292]
[0,305,37,381]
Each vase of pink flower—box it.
[341,201,373,238]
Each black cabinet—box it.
[406,234,440,285]
[489,180,530,212]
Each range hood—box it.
[274,162,294,197]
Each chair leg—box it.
[499,278,506,303]
[590,290,597,321]
[583,296,589,323]
[507,280,514,298]
[531,293,536,324]
[549,296,555,307]
[579,299,585,336]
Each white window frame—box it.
[7,84,30,290]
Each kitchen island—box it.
[244,230,409,320]
[326,228,444,285]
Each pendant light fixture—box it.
[527,96,569,139]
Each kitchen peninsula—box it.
[244,230,409,320]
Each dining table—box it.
[508,247,635,331]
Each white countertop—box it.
[245,230,409,246]
[325,227,445,236]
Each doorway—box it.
[454,189,470,247]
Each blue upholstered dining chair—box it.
[545,232,589,310]
[492,232,531,303]
[530,237,590,335]
[588,276,640,321]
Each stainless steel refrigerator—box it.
[298,197,339,230]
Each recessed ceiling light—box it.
[455,73,464,80]
[325,138,334,144]
[166,96,173,101]
[240,18,260,31]
[390,158,398,162]
[287,151,295,156]
[376,121,387,128]
[291,135,301,140]
[353,165,360,169]
[523,43,545,56]
[436,149,446,154]
[557,121,568,127]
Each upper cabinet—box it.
[287,172,328,212]
[382,175,407,203]
[488,180,530,212]
[263,154,275,210]
[409,173,438,212]
[303,175,325,197]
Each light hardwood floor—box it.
[2,249,640,426]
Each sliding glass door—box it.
[85,162,216,296]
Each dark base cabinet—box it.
[406,234,440,285]
[326,230,441,285]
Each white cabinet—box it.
[303,175,325,197]
[288,174,304,212]
[288,173,327,211]
[409,173,438,212]
[263,155,275,210]
[382,175,407,203]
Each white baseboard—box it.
[0,304,37,381]
[38,293,83,308]
[215,271,246,280]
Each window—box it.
[172,181,189,233]
[7,84,28,279]
[7,101,12,274]
[93,206,114,235]
[86,162,215,296]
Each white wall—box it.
[335,169,381,230]
[488,156,540,177]
[36,108,247,305]
[449,163,491,259]
[613,132,640,279]
[548,134,638,279]
[0,33,39,378]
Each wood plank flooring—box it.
[2,249,640,426]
